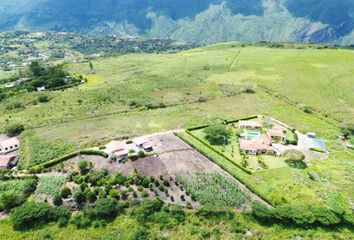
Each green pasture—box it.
[0,43,353,213]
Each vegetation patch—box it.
[176,173,248,208]
[35,176,67,198]
[0,178,37,211]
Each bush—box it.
[132,199,164,222]
[251,201,274,222]
[141,177,150,188]
[4,123,24,137]
[74,190,86,206]
[303,106,313,114]
[92,198,117,219]
[61,187,71,199]
[137,151,146,158]
[70,213,91,229]
[78,160,91,174]
[163,180,170,187]
[86,191,97,203]
[38,95,50,103]
[283,149,306,169]
[53,194,63,206]
[142,190,149,198]
[10,202,70,230]
[204,124,230,145]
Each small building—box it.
[142,143,153,152]
[268,127,285,141]
[37,86,46,92]
[0,155,19,169]
[346,144,353,149]
[105,141,128,161]
[240,135,276,155]
[0,137,20,154]
[239,120,262,130]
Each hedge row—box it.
[29,150,108,173]
[186,115,258,131]
[175,132,273,206]
[185,130,252,175]
[252,201,354,228]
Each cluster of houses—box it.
[0,137,20,169]
[104,136,154,161]
[238,120,287,156]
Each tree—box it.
[29,61,43,77]
[4,123,24,137]
[340,123,354,138]
[89,62,94,72]
[10,202,70,230]
[61,187,71,199]
[0,191,24,211]
[74,190,86,206]
[204,124,230,145]
[93,198,117,219]
[53,194,63,206]
[78,160,91,174]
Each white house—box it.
[0,137,20,154]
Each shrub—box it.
[163,180,170,187]
[4,123,24,137]
[251,201,274,222]
[70,213,91,229]
[132,199,164,222]
[158,186,165,192]
[38,95,50,103]
[137,151,146,158]
[78,160,91,174]
[141,177,150,188]
[303,106,312,114]
[111,172,127,185]
[53,194,63,206]
[204,124,230,145]
[93,198,117,219]
[86,191,97,203]
[142,190,149,198]
[109,189,119,199]
[74,190,86,206]
[61,187,71,199]
[10,202,70,230]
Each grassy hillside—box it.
[0,42,354,238]
[1,43,353,166]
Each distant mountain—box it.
[0,0,353,45]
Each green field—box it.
[0,43,352,167]
[0,43,353,201]
[0,42,354,238]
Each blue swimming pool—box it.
[245,131,261,138]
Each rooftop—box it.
[0,137,20,149]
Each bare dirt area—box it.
[64,133,226,177]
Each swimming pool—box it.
[244,131,261,138]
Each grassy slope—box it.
[0,212,352,240]
[0,42,353,238]
[0,42,353,181]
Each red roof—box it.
[0,155,16,168]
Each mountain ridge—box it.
[0,0,353,45]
